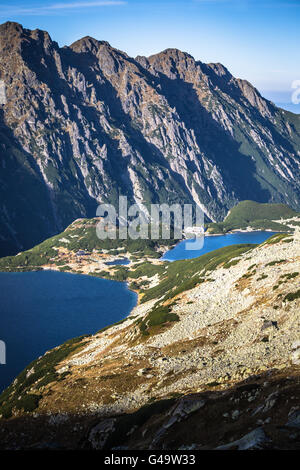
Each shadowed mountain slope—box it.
[0,22,300,255]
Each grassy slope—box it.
[0,219,178,271]
[207,201,297,234]
[137,243,257,334]
[224,201,297,224]
[0,336,88,418]
[0,233,291,416]
[0,201,296,271]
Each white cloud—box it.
[43,1,126,9]
[0,1,127,17]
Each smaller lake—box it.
[105,258,130,266]
[162,231,277,261]
[0,271,137,391]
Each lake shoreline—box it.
[204,228,286,236]
[0,230,280,390]
[162,230,278,261]
[0,271,138,392]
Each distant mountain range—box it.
[0,21,300,256]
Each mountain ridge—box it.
[0,21,300,256]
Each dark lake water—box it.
[162,231,277,261]
[0,271,137,391]
[105,258,130,266]
[0,231,277,391]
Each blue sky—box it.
[1,0,299,111]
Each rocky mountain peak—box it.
[0,21,25,53]
[69,36,111,54]
[0,22,299,257]
[150,47,194,60]
[205,62,232,79]
[0,21,53,48]
[0,21,23,35]
[0,22,57,75]
[146,47,198,78]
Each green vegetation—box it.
[274,273,300,294]
[242,269,256,279]
[141,244,255,305]
[128,262,166,279]
[136,243,255,334]
[257,274,268,281]
[90,261,167,284]
[139,306,179,334]
[96,318,128,335]
[206,201,296,234]
[281,272,299,280]
[223,258,241,268]
[262,233,290,245]
[206,381,220,388]
[283,290,300,302]
[224,201,296,225]
[245,219,291,231]
[97,266,129,282]
[0,336,87,418]
[14,394,42,413]
[248,264,257,270]
[265,259,286,267]
[0,219,178,271]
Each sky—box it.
[0,0,299,112]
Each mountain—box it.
[224,201,297,224]
[206,200,299,233]
[1,230,299,449]
[1,21,300,256]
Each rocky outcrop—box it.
[0,21,300,256]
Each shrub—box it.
[283,290,300,302]
[15,394,41,412]
[0,335,88,418]
[139,305,179,333]
[266,259,286,267]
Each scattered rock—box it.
[286,410,300,429]
[88,419,116,450]
[57,365,69,375]
[216,428,269,450]
[261,320,278,331]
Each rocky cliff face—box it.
[1,21,300,256]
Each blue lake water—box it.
[0,230,277,392]
[162,231,277,261]
[105,258,130,266]
[0,271,137,391]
